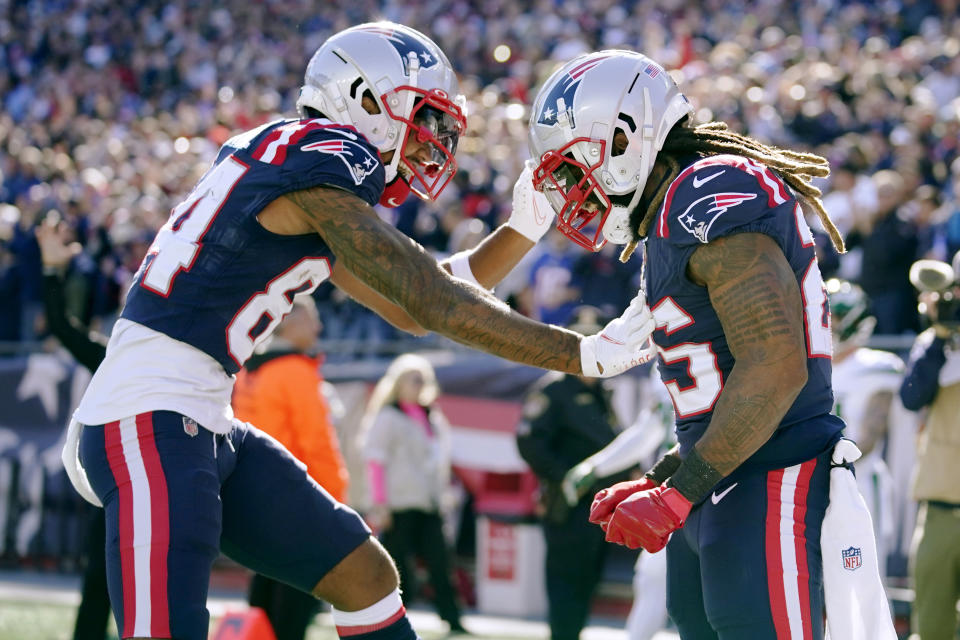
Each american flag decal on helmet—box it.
[643,63,661,78]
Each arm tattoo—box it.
[687,233,809,475]
[284,186,580,372]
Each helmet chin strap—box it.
[384,164,400,184]
[602,206,634,244]
[379,172,412,207]
[605,87,656,245]
[554,98,577,147]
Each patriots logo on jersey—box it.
[358,26,440,73]
[677,192,758,243]
[302,132,380,186]
[537,55,611,128]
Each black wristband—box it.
[665,447,724,503]
[644,445,682,484]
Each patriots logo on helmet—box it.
[537,55,612,128]
[302,130,380,186]
[677,192,758,243]
[358,26,439,73]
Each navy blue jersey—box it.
[645,154,843,471]
[123,118,385,374]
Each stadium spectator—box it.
[847,170,921,334]
[2,3,960,638]
[526,228,581,326]
[2,1,959,352]
[36,220,111,640]
[359,354,468,634]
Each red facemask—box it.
[532,137,613,251]
[381,86,466,201]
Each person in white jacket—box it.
[359,353,466,634]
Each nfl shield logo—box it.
[842,546,862,571]
[182,416,199,437]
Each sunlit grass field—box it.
[0,601,513,640]
[0,598,570,640]
[0,601,379,640]
[0,567,641,640]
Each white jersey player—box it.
[827,278,905,580]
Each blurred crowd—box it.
[2,0,960,350]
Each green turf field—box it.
[0,601,81,640]
[0,599,552,640]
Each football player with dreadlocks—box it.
[60,27,656,640]
[528,50,895,638]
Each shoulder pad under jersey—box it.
[655,154,795,246]
[248,119,386,206]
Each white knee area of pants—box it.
[330,587,404,626]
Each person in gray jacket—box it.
[360,353,467,634]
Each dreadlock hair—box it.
[619,120,845,262]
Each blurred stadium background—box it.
[1,0,959,638]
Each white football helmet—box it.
[297,22,467,202]
[826,278,876,354]
[528,51,694,250]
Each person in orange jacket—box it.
[232,296,348,639]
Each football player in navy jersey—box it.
[61,26,657,640]
[526,51,892,639]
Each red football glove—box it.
[604,485,692,552]
[589,477,657,531]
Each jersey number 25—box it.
[654,204,831,418]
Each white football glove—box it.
[508,159,556,243]
[562,461,597,507]
[579,292,657,378]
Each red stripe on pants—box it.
[765,468,791,638]
[105,420,137,639]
